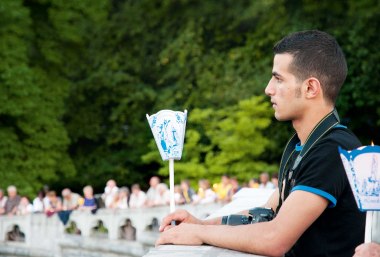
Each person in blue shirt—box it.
[79,185,97,212]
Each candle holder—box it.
[339,145,380,243]
[146,110,187,215]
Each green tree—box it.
[0,0,74,196]
[282,0,380,144]
[143,96,275,184]
[1,0,379,195]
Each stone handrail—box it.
[0,203,224,257]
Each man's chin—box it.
[274,113,290,122]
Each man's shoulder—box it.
[318,127,361,150]
[301,128,361,165]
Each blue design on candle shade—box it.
[147,110,187,161]
[340,145,380,159]
[339,146,380,211]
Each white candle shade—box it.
[339,145,380,211]
[146,110,187,161]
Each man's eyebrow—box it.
[272,71,282,78]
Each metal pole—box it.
[169,158,175,214]
[365,211,373,243]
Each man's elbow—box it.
[257,230,293,257]
[245,242,288,257]
[265,244,289,257]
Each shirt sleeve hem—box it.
[291,185,337,207]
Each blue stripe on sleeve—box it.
[291,185,337,208]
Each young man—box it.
[156,30,365,257]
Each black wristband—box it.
[221,215,228,225]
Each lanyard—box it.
[276,109,341,213]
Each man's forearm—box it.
[202,210,250,225]
[197,222,285,257]
[201,216,222,225]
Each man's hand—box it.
[155,190,328,256]
[159,209,204,232]
[156,223,203,246]
[353,243,380,257]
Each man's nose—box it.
[265,81,274,96]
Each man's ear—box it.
[304,77,321,99]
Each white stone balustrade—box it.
[10,188,376,257]
[0,203,224,257]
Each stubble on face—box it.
[294,85,302,98]
[268,54,306,122]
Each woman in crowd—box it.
[44,191,62,217]
[79,185,97,212]
[193,179,216,205]
[129,184,147,208]
[112,187,129,209]
[17,197,33,215]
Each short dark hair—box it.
[273,30,347,104]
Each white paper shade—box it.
[146,110,187,161]
[339,145,380,211]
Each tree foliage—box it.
[143,96,275,184]
[0,0,379,195]
[0,0,75,196]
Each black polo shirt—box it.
[282,129,366,257]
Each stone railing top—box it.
[145,245,266,257]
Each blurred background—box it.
[0,0,379,197]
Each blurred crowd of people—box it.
[0,172,278,217]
